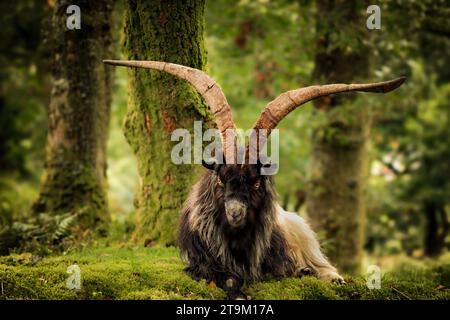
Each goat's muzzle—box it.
[224,199,247,228]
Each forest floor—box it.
[1,246,449,300]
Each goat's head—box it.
[202,156,274,229]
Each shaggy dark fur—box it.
[178,163,296,299]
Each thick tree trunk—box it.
[306,0,370,274]
[123,0,209,245]
[33,0,114,229]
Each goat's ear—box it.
[202,158,221,171]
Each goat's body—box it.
[178,172,342,297]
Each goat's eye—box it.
[253,180,260,189]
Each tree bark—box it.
[306,0,370,274]
[123,0,209,245]
[33,0,114,229]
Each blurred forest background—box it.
[0,0,449,297]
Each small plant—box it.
[0,210,82,256]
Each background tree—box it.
[305,0,372,273]
[123,0,209,245]
[32,0,115,230]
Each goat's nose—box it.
[225,199,247,219]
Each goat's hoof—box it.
[230,291,250,300]
[332,277,346,285]
[319,271,346,284]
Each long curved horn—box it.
[103,60,236,158]
[247,77,406,158]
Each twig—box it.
[1,281,3,295]
[391,286,411,300]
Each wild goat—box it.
[104,59,405,299]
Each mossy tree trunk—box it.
[33,0,114,229]
[306,0,371,274]
[123,0,209,246]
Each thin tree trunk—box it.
[33,0,114,229]
[424,203,448,256]
[123,0,209,246]
[306,0,370,274]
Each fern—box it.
[51,213,78,240]
[0,212,81,256]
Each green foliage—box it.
[107,67,139,220]
[368,78,450,255]
[0,0,50,175]
[0,212,82,256]
[0,175,39,227]
[0,247,448,300]
[363,0,450,256]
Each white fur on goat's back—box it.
[275,205,337,275]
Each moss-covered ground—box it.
[0,246,449,300]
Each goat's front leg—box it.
[285,215,346,284]
[214,272,248,300]
[294,248,345,284]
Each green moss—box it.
[33,147,109,228]
[1,247,449,300]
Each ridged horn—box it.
[247,77,406,159]
[103,60,237,160]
